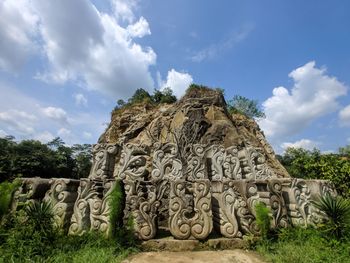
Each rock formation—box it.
[11,86,336,240]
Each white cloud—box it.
[127,17,150,38]
[281,139,319,151]
[0,0,39,72]
[73,93,88,107]
[0,109,37,135]
[0,129,8,138]
[111,0,138,23]
[339,105,350,126]
[159,69,193,98]
[41,106,68,125]
[191,24,253,63]
[57,127,71,137]
[32,0,156,99]
[259,61,347,140]
[34,131,55,143]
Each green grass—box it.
[256,227,350,263]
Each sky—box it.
[0,0,350,153]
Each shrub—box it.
[313,194,350,239]
[255,202,271,240]
[0,179,20,222]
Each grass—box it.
[0,196,138,263]
[256,227,350,263]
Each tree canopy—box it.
[278,147,350,198]
[227,95,265,119]
[0,137,92,183]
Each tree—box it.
[128,88,152,104]
[227,95,265,119]
[280,147,350,198]
[72,144,92,179]
[155,87,177,104]
[0,136,16,182]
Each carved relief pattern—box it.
[151,143,183,181]
[115,144,150,181]
[123,180,160,240]
[43,179,79,230]
[169,180,212,240]
[69,179,113,236]
[89,143,119,180]
[267,180,289,228]
[187,145,207,181]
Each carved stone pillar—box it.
[169,179,212,240]
[43,178,80,231]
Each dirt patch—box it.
[122,250,266,263]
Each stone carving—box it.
[11,178,52,210]
[187,145,207,181]
[169,180,212,240]
[115,143,150,181]
[89,143,119,180]
[43,178,79,230]
[10,143,337,241]
[151,143,183,181]
[69,179,115,236]
[123,180,160,240]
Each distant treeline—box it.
[277,146,350,198]
[0,136,92,183]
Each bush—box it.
[0,179,20,222]
[313,194,350,239]
[257,227,350,263]
[255,202,271,240]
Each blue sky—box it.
[0,0,350,153]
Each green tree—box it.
[0,136,16,182]
[152,87,177,104]
[128,88,152,104]
[72,144,92,179]
[227,95,265,119]
[280,147,350,198]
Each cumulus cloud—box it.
[339,105,350,126]
[259,61,347,140]
[127,17,151,38]
[159,69,193,98]
[0,0,39,72]
[33,0,155,99]
[73,93,88,107]
[41,106,69,125]
[281,139,319,151]
[111,0,138,23]
[0,109,36,135]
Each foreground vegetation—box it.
[0,181,137,263]
[253,194,350,263]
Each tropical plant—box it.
[255,202,271,240]
[313,194,350,239]
[0,179,20,222]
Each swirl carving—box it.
[89,144,119,180]
[115,144,150,181]
[44,178,79,230]
[151,143,183,181]
[123,180,160,240]
[169,180,212,240]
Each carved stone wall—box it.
[12,143,337,241]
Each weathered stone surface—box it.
[10,87,338,242]
[43,178,80,231]
[99,88,289,178]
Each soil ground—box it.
[122,250,266,263]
